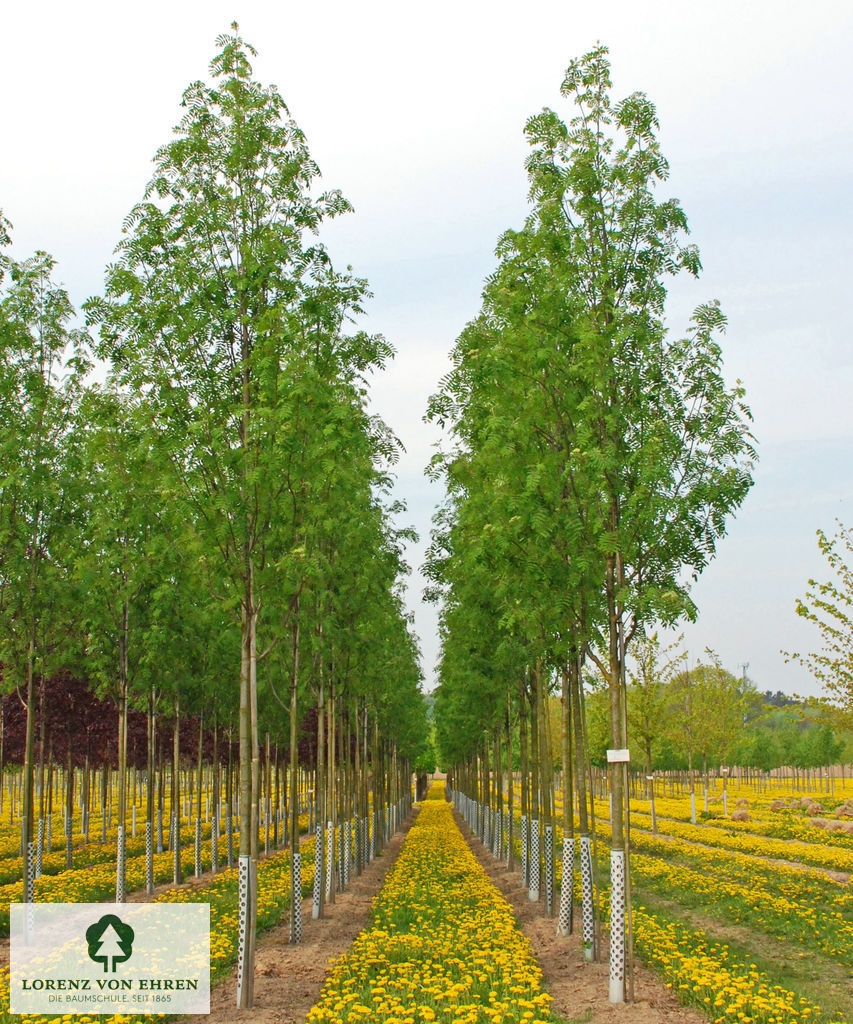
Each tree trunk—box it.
[35,677,46,879]
[505,689,514,871]
[21,636,37,901]
[606,552,627,1002]
[172,696,181,886]
[211,724,220,873]
[288,609,303,945]
[557,662,574,936]
[326,680,336,905]
[237,577,260,1005]
[571,656,595,961]
[65,729,74,870]
[519,676,529,889]
[313,668,326,921]
[195,714,204,878]
[528,674,541,903]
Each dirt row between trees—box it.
[454,810,707,1024]
[189,813,415,1024]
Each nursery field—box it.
[0,786,354,1024]
[489,775,853,1024]
[0,774,852,1024]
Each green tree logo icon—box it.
[86,914,135,972]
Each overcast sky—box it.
[3,1,851,698]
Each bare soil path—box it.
[455,811,706,1024]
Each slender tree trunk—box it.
[65,729,74,870]
[46,735,54,853]
[172,696,181,885]
[226,725,234,868]
[537,663,555,915]
[557,662,574,936]
[606,551,627,1003]
[528,674,541,902]
[494,723,502,860]
[571,656,595,961]
[35,677,46,879]
[263,732,271,856]
[116,674,128,902]
[211,724,220,872]
[237,574,260,1005]
[353,700,361,876]
[146,691,155,893]
[519,676,529,889]
[82,740,90,845]
[313,668,326,921]
[288,608,303,945]
[327,680,336,905]
[505,689,514,870]
[21,636,37,901]
[195,714,204,878]
[100,757,108,844]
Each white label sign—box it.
[10,902,210,1014]
[606,748,630,762]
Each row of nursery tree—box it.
[0,26,430,1007]
[427,47,756,1005]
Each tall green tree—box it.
[428,44,755,1002]
[627,633,686,783]
[87,26,391,1006]
[784,520,853,725]
[0,222,89,902]
[75,387,163,901]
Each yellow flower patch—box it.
[307,785,552,1024]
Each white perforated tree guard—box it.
[36,819,43,879]
[344,820,351,886]
[24,841,35,903]
[529,818,540,902]
[290,851,303,944]
[145,820,153,894]
[312,828,323,919]
[544,825,554,916]
[556,836,574,936]
[502,810,508,863]
[236,854,257,1006]
[325,821,334,901]
[116,824,126,903]
[580,834,594,962]
[609,849,626,1003]
[172,815,180,884]
[521,814,528,887]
